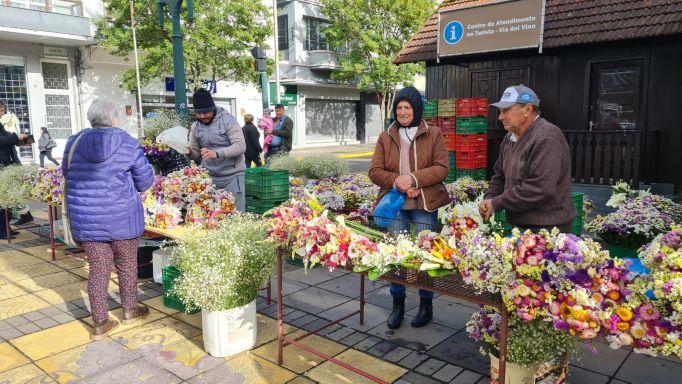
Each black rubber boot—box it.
[13,212,33,226]
[387,296,405,329]
[411,298,433,328]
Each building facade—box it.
[274,0,383,147]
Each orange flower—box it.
[616,307,634,321]
[592,293,604,303]
[607,290,621,301]
[560,303,572,318]
[616,322,631,331]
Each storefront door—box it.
[0,56,33,159]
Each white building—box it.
[0,0,264,162]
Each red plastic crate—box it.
[456,106,489,117]
[439,117,456,134]
[455,134,487,152]
[456,98,488,108]
[424,117,440,128]
[455,150,487,168]
[443,133,457,151]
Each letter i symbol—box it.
[449,26,458,40]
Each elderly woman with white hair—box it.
[63,98,154,339]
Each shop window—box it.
[0,59,33,159]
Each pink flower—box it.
[549,301,561,316]
[638,303,660,321]
[526,255,540,266]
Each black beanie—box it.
[392,86,423,128]
[193,88,216,113]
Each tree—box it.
[94,0,272,93]
[320,0,436,127]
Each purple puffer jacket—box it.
[63,128,153,242]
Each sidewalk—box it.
[1,204,681,383]
[289,142,376,159]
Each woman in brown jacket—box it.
[369,86,450,330]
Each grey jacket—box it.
[484,117,576,227]
[189,107,246,178]
[38,132,56,152]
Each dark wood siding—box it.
[425,37,682,192]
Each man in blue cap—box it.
[188,88,246,211]
[479,85,576,233]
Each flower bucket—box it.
[490,353,568,384]
[605,243,639,259]
[201,299,257,357]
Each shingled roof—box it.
[395,0,682,64]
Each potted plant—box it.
[466,307,577,384]
[169,213,277,357]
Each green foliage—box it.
[320,0,436,124]
[95,0,272,92]
[143,108,186,139]
[170,213,277,312]
[0,165,38,209]
[268,155,350,179]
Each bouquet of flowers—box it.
[453,231,516,293]
[307,174,379,212]
[140,137,171,158]
[31,167,64,205]
[153,204,182,229]
[446,176,489,204]
[466,306,577,368]
[0,165,38,209]
[586,196,674,249]
[606,180,650,208]
[353,233,430,280]
[440,198,499,239]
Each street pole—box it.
[156,0,193,122]
[272,0,280,104]
[129,0,144,138]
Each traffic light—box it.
[250,46,267,72]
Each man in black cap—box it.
[188,88,246,211]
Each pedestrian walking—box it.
[479,84,576,232]
[265,104,293,162]
[242,114,262,168]
[188,88,246,211]
[368,86,451,329]
[38,127,59,167]
[63,98,154,340]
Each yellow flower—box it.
[572,309,589,322]
[616,307,634,321]
[630,324,646,339]
[616,322,631,331]
[517,285,532,297]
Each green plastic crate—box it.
[455,168,486,180]
[245,196,286,214]
[456,117,487,134]
[246,181,289,200]
[423,100,439,117]
[494,192,585,236]
[162,266,200,314]
[448,151,456,169]
[246,168,288,186]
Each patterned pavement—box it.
[0,205,681,383]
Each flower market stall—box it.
[0,165,40,242]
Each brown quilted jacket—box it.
[369,120,451,212]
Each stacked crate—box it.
[455,98,488,181]
[435,99,457,182]
[245,168,289,214]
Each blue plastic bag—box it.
[373,187,406,227]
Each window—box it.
[589,60,645,130]
[42,61,74,139]
[278,15,288,51]
[305,17,328,51]
[0,57,33,159]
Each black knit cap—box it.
[392,86,423,128]
[192,88,216,113]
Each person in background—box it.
[38,127,59,167]
[0,120,26,239]
[63,98,154,340]
[188,88,246,211]
[0,100,34,226]
[242,114,262,168]
[479,85,576,233]
[368,86,450,330]
[265,104,293,162]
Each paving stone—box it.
[0,327,23,340]
[572,341,630,376]
[53,301,80,311]
[68,308,90,318]
[366,316,457,352]
[326,325,354,341]
[415,357,446,376]
[70,298,87,307]
[52,312,76,324]
[339,332,367,347]
[426,331,489,375]
[353,335,382,351]
[283,265,345,285]
[399,350,430,369]
[34,317,59,329]
[0,320,10,331]
[282,307,296,316]
[450,370,482,384]
[367,340,398,357]
[282,286,351,315]
[433,364,464,382]
[5,316,29,327]
[301,318,335,334]
[398,372,441,384]
[315,273,383,298]
[282,310,307,322]
[614,351,682,384]
[318,300,391,332]
[107,299,121,309]
[16,322,41,334]
[38,306,63,317]
[383,346,414,363]
[258,304,278,317]
[289,314,318,328]
[21,311,45,322]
